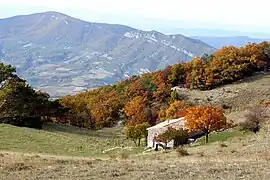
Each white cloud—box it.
[0,0,269,27]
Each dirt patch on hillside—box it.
[176,73,270,123]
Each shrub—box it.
[173,128,189,146]
[239,107,267,133]
[197,152,204,157]
[0,116,43,129]
[176,147,189,157]
[220,143,228,148]
[170,90,178,100]
[119,151,130,159]
[222,104,232,110]
[4,162,32,171]
[108,153,117,159]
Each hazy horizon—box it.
[0,0,270,38]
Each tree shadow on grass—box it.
[192,130,249,146]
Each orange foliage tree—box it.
[184,106,227,143]
[152,71,171,102]
[165,100,190,119]
[124,96,152,125]
[88,88,122,129]
[158,100,191,121]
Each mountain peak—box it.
[41,11,71,19]
[0,12,215,97]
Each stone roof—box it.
[146,117,185,130]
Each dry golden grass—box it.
[0,148,269,180]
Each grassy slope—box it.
[0,123,141,157]
[0,73,269,179]
[0,123,246,157]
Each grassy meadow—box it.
[0,123,145,158]
[0,121,269,180]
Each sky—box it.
[0,0,270,37]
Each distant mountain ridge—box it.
[0,11,215,97]
[192,36,269,49]
[162,28,270,39]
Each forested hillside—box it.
[57,42,270,132]
[0,41,269,134]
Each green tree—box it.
[0,62,16,90]
[168,64,186,86]
[0,62,51,128]
[126,122,150,146]
[156,127,188,147]
[0,80,50,118]
[170,90,178,101]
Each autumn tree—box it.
[258,41,270,71]
[158,100,191,120]
[174,108,188,119]
[124,96,152,125]
[88,88,123,129]
[189,57,206,89]
[166,100,188,119]
[59,85,124,129]
[151,71,171,102]
[209,44,267,87]
[124,76,151,100]
[184,106,227,143]
[59,93,91,128]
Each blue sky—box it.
[0,0,270,37]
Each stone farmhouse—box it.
[146,117,205,148]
